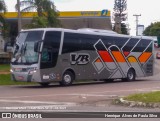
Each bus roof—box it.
[21,28,153,40]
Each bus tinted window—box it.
[25,31,43,42]
[62,33,82,54]
[44,31,61,48]
[41,31,61,69]
[132,39,151,52]
[114,37,128,48]
[122,38,139,52]
[101,36,114,48]
[62,33,98,53]
[144,40,153,52]
[80,34,99,50]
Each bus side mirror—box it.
[34,41,41,53]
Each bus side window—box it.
[41,48,50,62]
[40,31,61,69]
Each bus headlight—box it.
[28,68,37,75]
[10,69,13,73]
[29,70,37,75]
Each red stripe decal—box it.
[98,51,113,62]
[123,51,130,57]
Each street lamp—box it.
[133,14,141,36]
[17,0,22,32]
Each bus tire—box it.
[60,71,74,86]
[39,82,50,87]
[123,68,136,81]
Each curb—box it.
[114,98,160,108]
[0,72,10,74]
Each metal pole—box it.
[17,0,22,32]
[133,14,141,36]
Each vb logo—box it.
[70,53,90,65]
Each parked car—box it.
[154,41,158,48]
[156,51,160,59]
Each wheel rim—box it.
[64,74,71,83]
[128,71,133,80]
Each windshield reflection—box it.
[11,31,43,65]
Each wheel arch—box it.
[62,68,76,80]
[126,67,136,77]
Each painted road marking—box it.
[0,87,160,99]
[0,94,118,99]
[0,99,76,106]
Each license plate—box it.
[17,76,24,80]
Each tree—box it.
[0,0,7,14]
[0,0,7,27]
[121,23,128,35]
[16,0,61,28]
[0,0,9,38]
[113,23,128,35]
[113,0,127,33]
[143,22,160,36]
[16,0,53,17]
[47,9,61,27]
[24,16,48,28]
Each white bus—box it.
[10,28,154,86]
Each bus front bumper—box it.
[11,72,33,82]
[10,67,38,82]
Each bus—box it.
[10,28,154,86]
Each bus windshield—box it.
[11,31,44,65]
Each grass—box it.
[0,64,35,85]
[124,91,160,103]
[0,64,10,72]
[0,74,35,85]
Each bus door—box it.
[40,31,61,69]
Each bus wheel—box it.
[39,82,50,87]
[60,71,74,86]
[123,69,136,81]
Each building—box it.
[0,34,4,51]
[2,9,111,37]
[137,25,144,36]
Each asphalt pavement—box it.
[0,48,160,120]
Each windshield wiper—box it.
[24,43,27,54]
[20,43,27,55]
[13,44,19,57]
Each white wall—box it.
[0,35,4,52]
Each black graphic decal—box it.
[70,53,90,65]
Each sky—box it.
[4,0,160,35]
